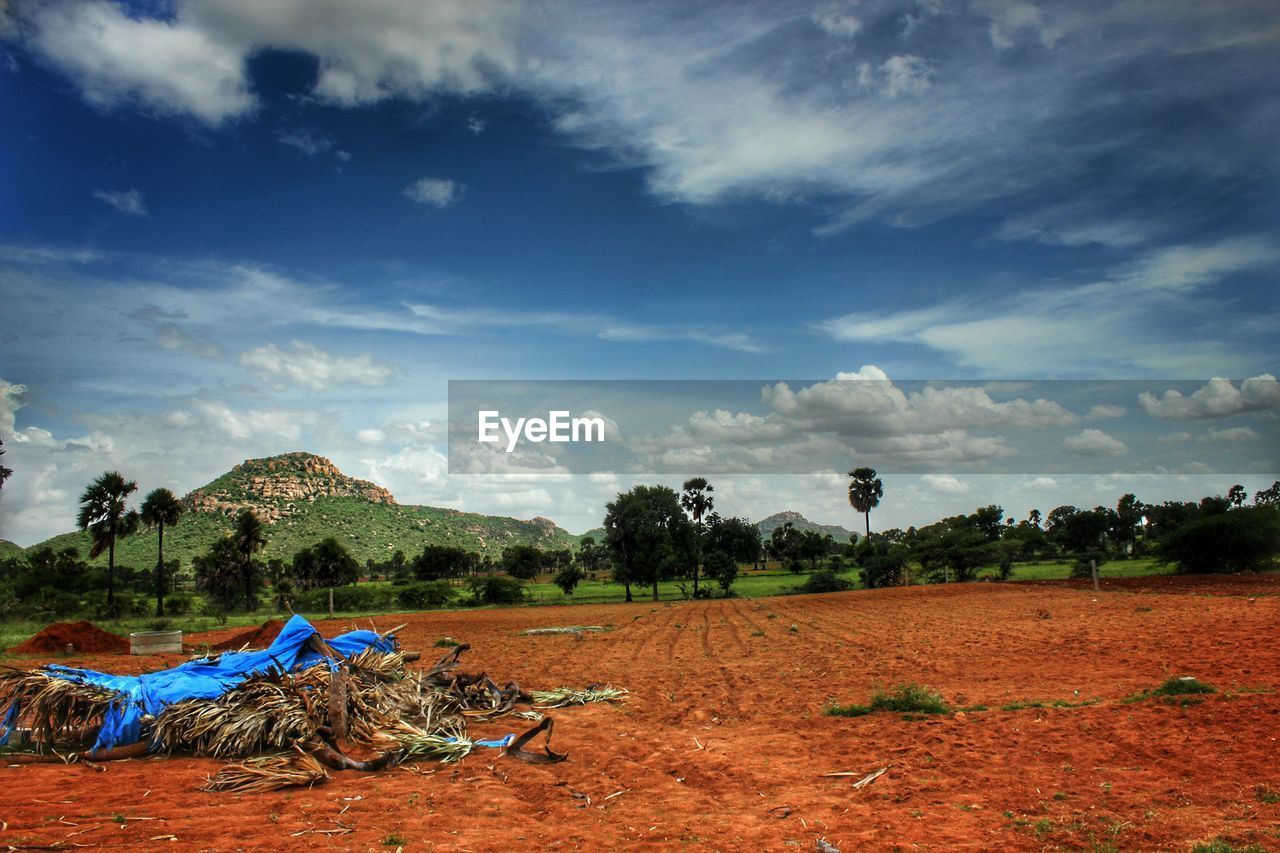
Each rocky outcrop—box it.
[184,452,396,522]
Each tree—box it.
[575,536,604,572]
[413,545,476,581]
[1028,508,1042,528]
[770,522,803,572]
[1227,484,1248,508]
[1156,506,1279,573]
[1256,482,1280,507]
[703,514,761,594]
[1115,493,1145,555]
[194,537,247,614]
[293,538,360,590]
[680,477,715,597]
[501,544,543,580]
[603,484,696,602]
[232,509,267,611]
[77,471,140,614]
[140,487,185,617]
[847,467,883,537]
[554,564,585,596]
[0,436,11,490]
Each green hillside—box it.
[0,539,26,561]
[23,452,579,569]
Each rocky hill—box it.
[25,452,579,568]
[755,511,855,543]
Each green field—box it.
[0,558,1180,655]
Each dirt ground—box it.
[4,577,1279,851]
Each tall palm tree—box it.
[77,471,140,613]
[141,487,186,617]
[680,477,714,597]
[232,509,267,611]
[847,467,883,538]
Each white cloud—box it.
[91,188,147,216]
[239,340,395,389]
[1085,404,1126,420]
[403,177,463,209]
[25,1,253,124]
[1139,375,1280,421]
[815,237,1280,375]
[921,473,970,494]
[276,128,333,157]
[1063,428,1128,458]
[1207,426,1258,443]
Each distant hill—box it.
[0,539,25,561]
[755,511,856,543]
[25,452,580,568]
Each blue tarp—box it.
[1,615,395,753]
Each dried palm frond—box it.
[201,749,329,793]
[529,685,628,708]
[359,718,473,763]
[0,669,118,748]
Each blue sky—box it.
[1,0,1277,544]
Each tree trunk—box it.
[692,562,699,596]
[651,577,659,602]
[624,580,633,602]
[155,523,165,618]
[107,539,116,611]
[864,511,871,537]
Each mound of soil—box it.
[11,621,129,655]
[211,619,287,652]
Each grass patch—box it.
[1151,676,1217,697]
[827,683,950,718]
[1191,841,1267,853]
[1254,786,1279,804]
[433,636,460,648]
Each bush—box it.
[799,569,852,594]
[554,565,585,596]
[1157,506,1280,573]
[1069,551,1107,579]
[164,595,192,616]
[397,581,456,610]
[827,683,950,717]
[466,574,525,606]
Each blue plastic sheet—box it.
[1,615,395,753]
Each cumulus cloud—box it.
[921,473,970,495]
[403,177,463,209]
[1063,428,1128,458]
[91,188,147,216]
[1086,404,1126,421]
[1139,375,1280,421]
[0,380,27,434]
[25,1,253,124]
[275,127,333,158]
[239,340,395,389]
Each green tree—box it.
[770,522,803,572]
[413,545,477,581]
[554,564,585,596]
[680,477,715,597]
[1255,482,1280,507]
[1115,493,1145,555]
[232,509,267,611]
[847,467,884,537]
[194,537,247,614]
[703,514,760,594]
[603,484,696,602]
[1227,484,1248,508]
[575,536,604,572]
[76,470,140,614]
[501,544,543,580]
[140,487,185,617]
[1028,508,1042,528]
[293,538,360,590]
[0,436,11,490]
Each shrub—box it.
[827,683,950,717]
[553,565,585,596]
[799,569,852,594]
[466,574,525,606]
[1150,676,1216,697]
[397,581,456,610]
[1157,506,1280,573]
[164,595,192,616]
[1070,551,1107,579]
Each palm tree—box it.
[232,509,267,611]
[680,477,714,597]
[0,436,12,490]
[77,471,140,613]
[141,487,186,617]
[847,467,883,537]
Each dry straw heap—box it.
[0,628,625,792]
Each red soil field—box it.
[210,619,288,652]
[8,620,129,655]
[3,576,1279,850]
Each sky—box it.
[0,0,1277,545]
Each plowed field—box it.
[4,577,1279,850]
